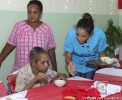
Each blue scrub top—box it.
[63,27,108,73]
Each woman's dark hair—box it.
[27,0,43,12]
[82,13,94,22]
[76,18,94,35]
[29,47,47,63]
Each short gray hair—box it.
[29,47,48,63]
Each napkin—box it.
[11,70,19,75]
[0,98,28,100]
[0,90,28,100]
[91,81,121,98]
[68,76,92,81]
[112,58,120,68]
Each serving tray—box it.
[86,60,117,66]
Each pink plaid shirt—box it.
[7,20,56,72]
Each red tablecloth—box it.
[25,80,122,100]
[94,73,122,86]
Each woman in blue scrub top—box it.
[63,13,108,79]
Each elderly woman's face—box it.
[35,54,49,73]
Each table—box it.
[25,80,122,100]
[0,90,27,100]
[1,76,122,100]
[94,68,122,86]
[26,80,94,100]
[0,76,90,100]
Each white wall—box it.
[119,8,122,27]
[0,0,119,15]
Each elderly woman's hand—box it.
[68,61,76,76]
[57,76,67,81]
[50,73,67,82]
[33,72,48,83]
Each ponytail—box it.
[82,13,94,22]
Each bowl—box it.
[100,57,110,63]
[54,80,66,87]
[105,58,114,64]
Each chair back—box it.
[115,47,122,69]
[0,81,7,97]
[115,47,120,56]
[7,74,17,94]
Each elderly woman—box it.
[15,47,66,93]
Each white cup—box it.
[100,57,110,63]
[105,58,114,64]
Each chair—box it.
[0,81,7,97]
[7,74,17,94]
[115,47,122,69]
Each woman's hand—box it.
[57,76,67,82]
[68,61,76,76]
[56,73,67,81]
[22,72,48,91]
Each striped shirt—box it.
[7,20,56,72]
